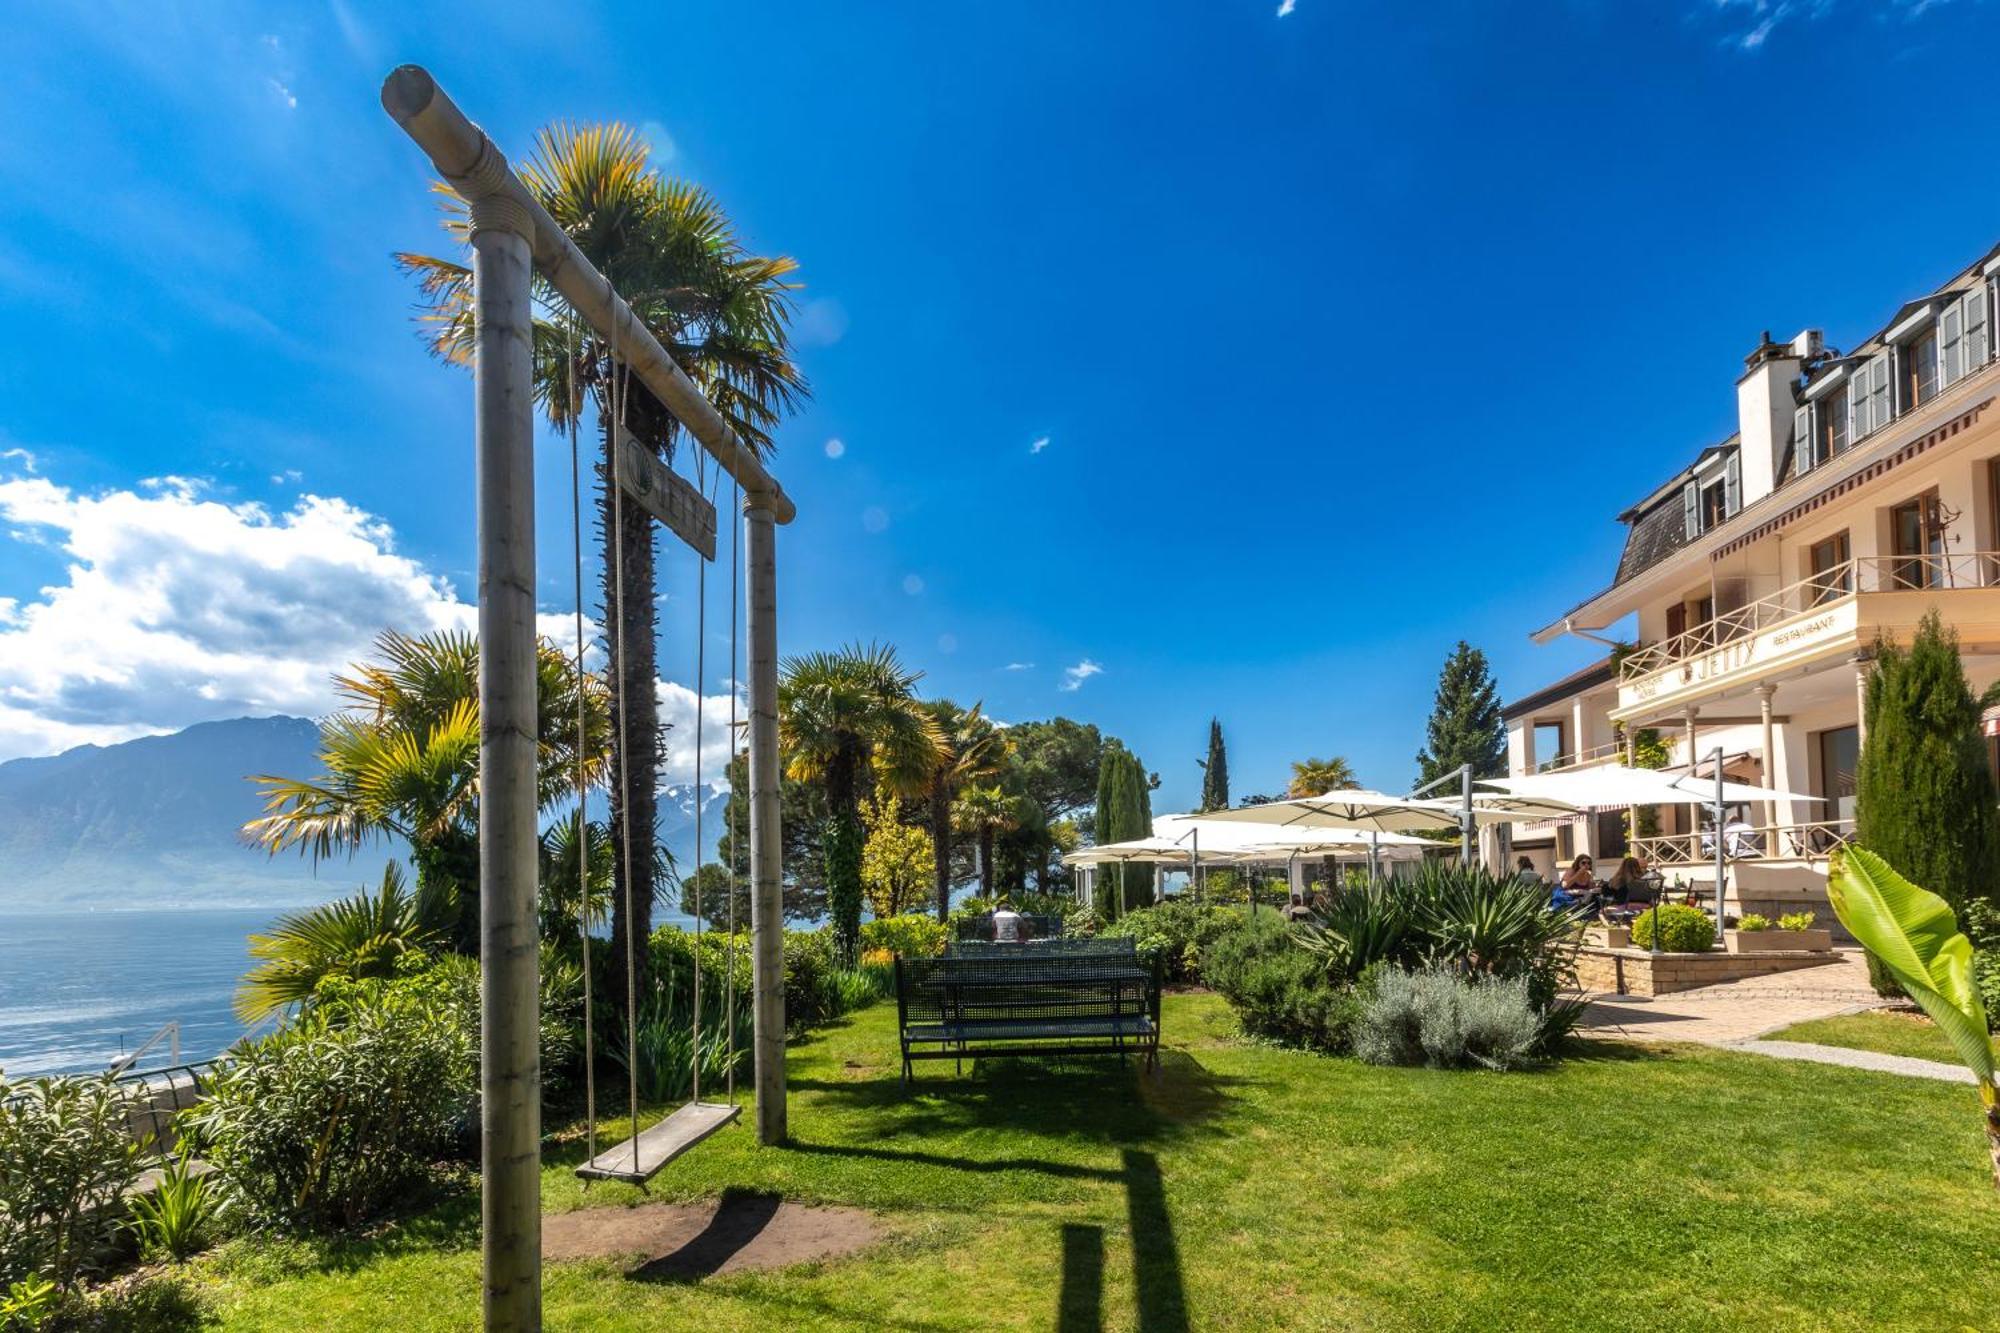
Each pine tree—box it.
[1415,641,1507,788]
[1855,609,2000,916]
[1198,718,1230,812]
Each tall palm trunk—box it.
[979,826,996,899]
[930,782,954,923]
[601,423,661,1005]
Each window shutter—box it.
[1941,302,1964,386]
[1870,353,1890,429]
[1666,602,1686,639]
[1794,405,1813,473]
[1682,480,1699,539]
[1723,451,1741,517]
[1970,285,1991,370]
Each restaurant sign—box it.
[1619,600,1858,713]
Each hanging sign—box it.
[614,427,716,561]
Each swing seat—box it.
[574,1101,741,1185]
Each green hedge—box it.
[1101,901,1245,984]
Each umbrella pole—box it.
[1460,763,1474,866]
[1711,745,1727,948]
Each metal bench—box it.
[893,951,1161,1084]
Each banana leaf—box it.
[1828,846,1995,1092]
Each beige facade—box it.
[1509,243,2000,915]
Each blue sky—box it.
[1,0,1996,811]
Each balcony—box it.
[1631,819,1855,868]
[1613,551,2000,719]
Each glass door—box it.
[1817,725,1859,829]
[1891,495,1944,589]
[1807,532,1851,606]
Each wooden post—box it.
[745,493,786,1145]
[470,192,541,1333]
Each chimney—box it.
[1736,330,1802,508]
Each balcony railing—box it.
[1630,819,1855,867]
[1619,551,2000,680]
[1534,740,1627,773]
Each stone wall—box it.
[1574,946,1839,997]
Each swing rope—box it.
[564,315,597,1164]
[725,472,741,1104]
[604,313,643,1175]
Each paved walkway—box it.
[1728,1039,1974,1084]
[1579,949,1880,1046]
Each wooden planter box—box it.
[1598,925,1632,949]
[1727,928,1833,954]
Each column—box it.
[1757,682,1778,844]
[1853,652,1872,750]
[746,493,786,1146]
[470,193,541,1333]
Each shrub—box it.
[1064,905,1104,938]
[190,975,475,1232]
[1203,916,1361,1051]
[0,1075,143,1290]
[1102,901,1241,983]
[1295,879,1409,983]
[126,1154,216,1263]
[1735,913,1773,932]
[1408,863,1583,977]
[1,1277,56,1329]
[1352,968,1540,1071]
[858,914,947,960]
[1778,911,1817,933]
[1629,903,1716,953]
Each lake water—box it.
[0,902,712,1078]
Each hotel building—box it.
[1508,241,2000,919]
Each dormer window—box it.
[1848,352,1891,441]
[1680,449,1741,538]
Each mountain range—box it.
[0,716,731,911]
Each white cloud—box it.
[1003,662,1035,671]
[1,449,36,474]
[1058,659,1103,692]
[823,437,846,460]
[0,471,577,761]
[655,679,742,787]
[1699,0,1942,51]
[265,76,297,110]
[1029,436,1050,455]
[1277,0,1297,15]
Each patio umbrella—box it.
[1192,789,1466,834]
[1480,766,1822,810]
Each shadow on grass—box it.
[1058,1223,1104,1333]
[627,1188,781,1283]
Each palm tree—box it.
[779,643,944,957]
[395,121,808,997]
[1288,756,1359,798]
[236,862,449,1020]
[954,784,1027,900]
[919,700,1008,921]
[244,629,609,954]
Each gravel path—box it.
[1726,1039,1976,1085]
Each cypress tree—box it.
[1199,718,1230,812]
[1415,641,1507,787]
[1093,741,1154,916]
[1855,609,2000,915]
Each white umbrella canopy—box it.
[1481,765,1822,810]
[1191,789,1465,834]
[1063,837,1234,866]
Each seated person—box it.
[1514,855,1543,885]
[991,899,1028,943]
[1607,855,1647,904]
[1282,890,1315,922]
[1551,855,1600,912]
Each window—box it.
[1818,390,1850,461]
[1700,480,1728,530]
[1817,725,1859,825]
[1665,602,1687,640]
[1849,352,1891,439]
[1807,531,1851,605]
[1903,329,1938,410]
[1891,492,1945,589]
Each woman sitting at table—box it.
[1551,855,1600,913]
[1607,855,1647,904]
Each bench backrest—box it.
[896,952,1159,1029]
[953,912,1065,942]
[948,936,1137,959]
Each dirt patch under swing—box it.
[543,1193,882,1280]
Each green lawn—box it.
[185,993,1999,1331]
[1768,1008,1968,1065]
